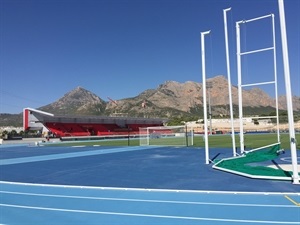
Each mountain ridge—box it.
[1,75,299,126]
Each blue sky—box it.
[0,0,299,114]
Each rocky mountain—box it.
[110,76,299,116]
[39,75,300,118]
[1,75,299,126]
[0,113,23,127]
[40,87,107,115]
[278,95,300,112]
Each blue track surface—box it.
[0,145,299,224]
[1,182,300,225]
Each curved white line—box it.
[1,181,299,196]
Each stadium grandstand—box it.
[23,108,167,138]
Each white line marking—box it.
[0,190,296,208]
[1,181,299,196]
[0,203,298,224]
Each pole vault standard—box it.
[223,7,236,157]
[201,30,211,165]
[236,14,280,154]
[278,0,299,184]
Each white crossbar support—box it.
[252,116,277,119]
[237,14,273,24]
[240,47,274,56]
[201,30,211,164]
[244,142,280,154]
[278,0,299,184]
[241,81,275,87]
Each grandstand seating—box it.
[45,123,90,137]
[23,108,166,138]
[44,122,160,137]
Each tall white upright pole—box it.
[278,0,299,184]
[201,30,211,164]
[236,21,245,154]
[223,7,236,157]
[271,14,281,144]
[207,82,213,135]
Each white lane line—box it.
[0,203,298,224]
[1,180,299,196]
[0,190,296,208]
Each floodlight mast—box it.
[201,30,211,165]
[223,7,237,157]
[278,0,299,184]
